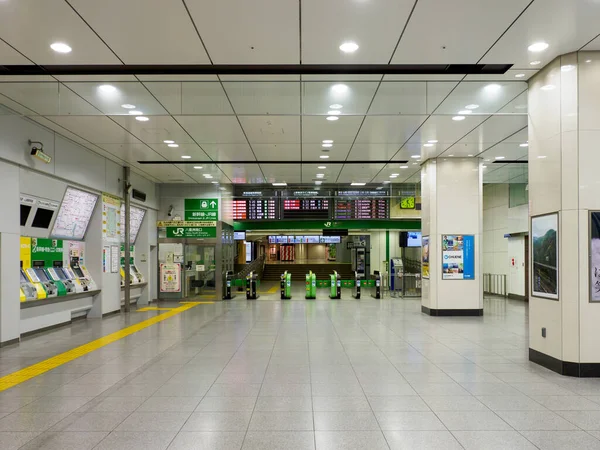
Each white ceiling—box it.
[0,0,595,185]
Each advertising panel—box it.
[441,235,475,280]
[531,213,558,299]
[422,236,429,279]
[160,263,181,292]
[591,212,600,302]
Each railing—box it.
[483,273,507,297]
[236,254,266,280]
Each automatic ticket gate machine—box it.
[372,271,382,299]
[246,271,258,300]
[223,271,235,300]
[280,271,292,300]
[305,271,316,299]
[20,268,39,301]
[329,270,341,299]
[353,271,362,299]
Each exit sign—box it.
[184,198,219,221]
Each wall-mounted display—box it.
[442,235,475,280]
[120,204,146,243]
[51,187,99,240]
[233,198,277,220]
[283,199,329,219]
[334,199,388,219]
[422,236,430,278]
[591,212,600,302]
[234,231,246,241]
[531,213,558,299]
[407,232,422,247]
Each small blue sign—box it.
[463,235,475,280]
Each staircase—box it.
[262,263,354,281]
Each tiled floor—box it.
[2,288,600,449]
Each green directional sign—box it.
[185,198,219,221]
[166,224,217,239]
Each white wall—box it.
[483,184,509,276]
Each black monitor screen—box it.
[20,204,32,226]
[20,270,27,283]
[73,266,84,278]
[31,208,54,229]
[34,268,50,282]
[55,269,67,280]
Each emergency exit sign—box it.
[184,198,219,221]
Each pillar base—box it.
[421,306,483,317]
[529,348,600,377]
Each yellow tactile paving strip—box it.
[0,301,213,392]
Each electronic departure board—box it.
[282,199,329,219]
[233,199,277,220]
[334,199,389,219]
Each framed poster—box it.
[422,236,430,279]
[531,213,558,300]
[441,235,475,280]
[590,212,600,301]
[160,263,181,293]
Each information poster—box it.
[422,236,430,279]
[160,263,181,292]
[102,246,109,272]
[102,193,121,244]
[442,235,475,280]
[532,213,558,299]
[110,245,120,273]
[591,212,600,301]
[20,237,32,269]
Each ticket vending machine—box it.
[329,270,341,299]
[20,268,39,301]
[61,267,84,293]
[47,264,75,294]
[70,257,97,291]
[25,266,58,298]
[131,265,144,283]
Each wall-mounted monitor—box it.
[407,232,422,247]
[20,204,32,226]
[320,236,341,244]
[120,204,146,244]
[234,231,246,240]
[31,208,55,229]
[51,187,99,240]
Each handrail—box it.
[483,273,507,297]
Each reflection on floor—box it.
[266,259,350,264]
[1,293,600,449]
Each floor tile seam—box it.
[305,304,316,450]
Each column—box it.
[528,51,600,376]
[421,157,484,316]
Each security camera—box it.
[29,140,51,164]
[167,205,174,217]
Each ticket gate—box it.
[223,271,235,300]
[372,271,382,299]
[246,271,258,300]
[353,271,362,299]
[329,270,341,299]
[281,271,292,300]
[305,271,316,299]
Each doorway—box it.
[524,235,529,300]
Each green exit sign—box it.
[184,198,219,221]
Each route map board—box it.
[282,199,329,219]
[51,187,99,240]
[334,199,389,219]
[120,204,146,243]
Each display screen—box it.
[120,204,146,243]
[233,198,277,220]
[20,204,32,226]
[51,187,99,240]
[55,268,67,280]
[306,236,320,244]
[73,266,84,277]
[282,199,329,219]
[31,208,55,229]
[320,236,341,244]
[61,268,72,280]
[34,268,50,282]
[407,232,422,247]
[334,199,388,219]
[20,269,27,283]
[234,231,246,240]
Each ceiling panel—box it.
[223,82,300,114]
[368,82,426,115]
[301,0,414,64]
[260,164,302,184]
[302,143,352,161]
[452,115,527,145]
[145,164,196,183]
[301,163,343,184]
[479,141,529,161]
[185,0,299,63]
[480,0,600,68]
[175,116,247,143]
[464,69,539,82]
[45,115,143,144]
[337,163,386,183]
[303,82,379,115]
[371,163,417,183]
[0,83,101,115]
[146,143,211,161]
[201,144,256,162]
[355,116,427,145]
[391,0,530,64]
[302,115,363,145]
[435,82,527,115]
[252,144,299,161]
[582,37,600,51]
[238,116,300,144]
[346,143,402,161]
[403,114,489,149]
[0,0,120,64]
[98,143,165,162]
[143,82,233,115]
[0,39,31,64]
[68,0,210,64]
[216,163,264,184]
[110,115,195,144]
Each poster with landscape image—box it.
[590,212,600,301]
[532,213,558,299]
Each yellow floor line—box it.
[0,301,211,392]
[136,307,174,312]
[258,285,279,294]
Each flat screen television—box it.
[407,232,422,247]
[234,231,246,240]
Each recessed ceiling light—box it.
[327,110,341,115]
[193,166,203,169]
[316,173,325,178]
[561,64,575,72]
[482,165,487,168]
[515,105,527,110]
[181,155,191,159]
[458,110,473,115]
[204,174,213,179]
[322,139,334,144]
[329,104,343,109]
[326,116,339,121]
[400,166,408,169]
[351,182,366,186]
[318,165,327,169]
[452,116,466,121]
[515,73,526,78]
[411,155,421,159]
[448,154,454,157]
[211,181,219,184]
[423,143,434,148]
[495,156,505,160]
[428,139,438,143]
[389,175,398,179]
[530,61,541,66]
[538,155,547,159]
[465,104,479,110]
[376,187,383,190]
[468,154,474,157]
[121,104,136,109]
[50,42,72,53]
[484,84,502,92]
[331,84,348,93]
[320,155,329,159]
[586,59,592,63]
[390,173,399,177]
[528,42,549,52]
[383,180,391,184]
[541,84,556,91]
[98,84,117,93]
[164,140,175,144]
[272,182,287,186]
[322,143,333,148]
[129,110,143,115]
[315,181,322,185]
[519,143,529,147]
[339,42,359,53]
[412,162,418,165]
[135,116,149,121]
[168,143,179,148]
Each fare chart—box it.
[51,187,99,240]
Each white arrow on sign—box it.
[210,200,217,208]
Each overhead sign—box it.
[184,198,219,220]
[166,225,217,239]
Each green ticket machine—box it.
[329,270,341,299]
[280,271,292,300]
[246,271,258,300]
[305,271,316,300]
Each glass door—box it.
[183,244,216,299]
